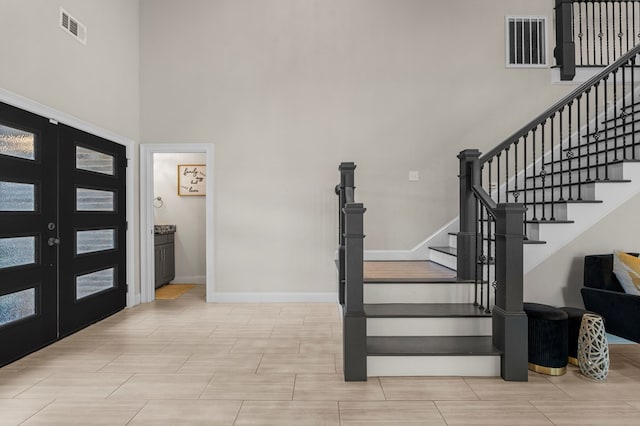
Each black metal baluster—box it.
[559,107,565,201]
[497,153,501,203]
[539,126,547,221]
[489,159,494,199]
[619,1,624,60]
[485,215,492,314]
[532,126,538,221]
[505,147,510,204]
[593,84,599,182]
[627,1,631,54]
[614,68,619,160]
[622,61,628,161]
[607,1,611,63]
[478,205,485,312]
[568,101,574,201]
[549,113,562,220]
[474,198,480,307]
[632,55,637,160]
[604,75,610,180]
[599,1,604,65]
[545,119,555,220]
[592,1,597,65]
[579,3,585,65]
[513,139,519,203]
[579,92,584,200]
[586,2,591,65]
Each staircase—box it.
[363,260,499,376]
[337,44,640,382]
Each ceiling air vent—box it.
[60,8,87,45]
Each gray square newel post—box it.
[457,149,481,280]
[342,202,367,381]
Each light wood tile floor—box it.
[2,285,640,425]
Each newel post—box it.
[343,202,367,381]
[492,203,528,381]
[337,162,356,306]
[555,0,576,81]
[457,149,481,280]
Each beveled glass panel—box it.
[0,124,35,160]
[0,181,36,211]
[76,188,115,212]
[76,146,114,176]
[0,288,36,326]
[0,236,36,269]
[76,267,115,299]
[76,229,116,255]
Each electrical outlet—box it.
[409,170,419,181]
[489,182,498,190]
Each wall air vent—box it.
[505,16,547,68]
[60,8,87,45]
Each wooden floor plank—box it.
[363,261,456,282]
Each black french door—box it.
[0,102,127,366]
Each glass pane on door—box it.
[76,229,116,255]
[0,288,36,326]
[0,181,36,211]
[0,124,35,160]
[76,146,114,176]
[76,188,115,212]
[76,267,115,300]
[0,236,36,269]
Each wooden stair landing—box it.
[364,260,457,283]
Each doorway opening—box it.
[139,144,215,303]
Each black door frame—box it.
[0,89,135,306]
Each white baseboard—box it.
[171,275,206,285]
[212,292,337,303]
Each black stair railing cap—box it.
[480,42,640,164]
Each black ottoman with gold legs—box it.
[559,306,597,366]
[524,303,568,376]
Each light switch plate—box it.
[409,170,419,181]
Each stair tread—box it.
[429,246,457,256]
[525,158,639,180]
[364,303,491,318]
[364,260,460,283]
[367,336,501,356]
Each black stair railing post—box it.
[457,149,481,280]
[492,203,528,382]
[555,0,576,81]
[337,162,356,306]
[342,202,367,381]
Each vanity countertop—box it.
[154,225,176,235]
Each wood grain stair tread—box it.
[363,260,461,283]
[367,336,501,356]
[364,303,491,318]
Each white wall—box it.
[0,0,140,140]
[140,0,576,296]
[153,153,207,283]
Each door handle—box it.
[48,237,61,246]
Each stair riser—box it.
[430,249,456,270]
[367,317,492,337]
[525,203,568,221]
[449,234,457,249]
[367,355,501,377]
[364,283,495,305]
